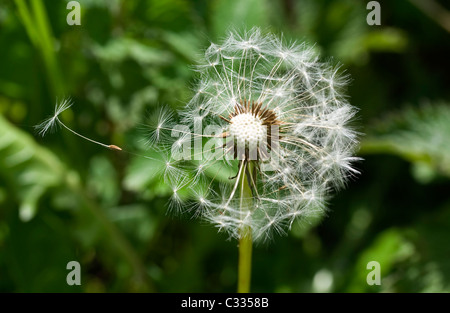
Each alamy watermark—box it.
[168,120,281,170]
[66,261,81,286]
[366,261,381,286]
[67,1,81,26]
[367,1,381,26]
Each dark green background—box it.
[1,0,450,292]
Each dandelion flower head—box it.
[152,28,360,241]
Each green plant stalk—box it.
[237,161,254,293]
[15,0,64,96]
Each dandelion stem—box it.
[237,161,254,293]
[238,227,252,292]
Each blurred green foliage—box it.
[1,0,450,292]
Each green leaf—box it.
[0,114,68,221]
[123,150,169,197]
[361,103,450,180]
[346,228,412,292]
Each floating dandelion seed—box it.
[151,28,361,242]
[35,99,73,137]
[35,99,123,151]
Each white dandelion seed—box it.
[35,99,123,151]
[144,106,175,149]
[153,28,361,243]
[35,99,73,137]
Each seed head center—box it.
[229,113,265,146]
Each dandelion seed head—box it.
[229,113,265,148]
[154,28,361,242]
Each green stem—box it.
[238,226,252,293]
[15,0,65,96]
[237,161,254,293]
